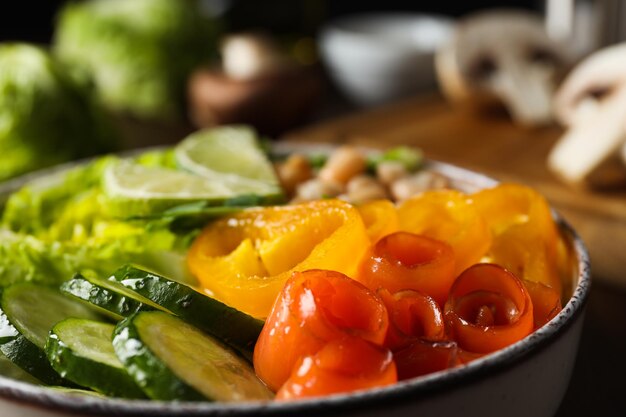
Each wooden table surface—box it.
[283,95,626,416]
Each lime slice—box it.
[103,162,257,218]
[174,126,281,195]
[104,161,239,200]
[103,126,284,218]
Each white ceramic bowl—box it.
[0,149,590,417]
[319,13,454,106]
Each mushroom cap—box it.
[437,9,567,100]
[554,43,626,126]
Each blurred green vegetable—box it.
[0,43,117,181]
[367,146,424,173]
[53,0,220,121]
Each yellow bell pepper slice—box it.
[187,199,371,318]
[357,200,399,243]
[470,183,563,292]
[396,190,492,275]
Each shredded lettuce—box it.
[1,154,197,286]
[0,229,194,287]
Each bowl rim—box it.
[319,12,455,52]
[0,144,591,416]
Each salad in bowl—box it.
[0,126,589,416]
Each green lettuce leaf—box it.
[1,154,197,285]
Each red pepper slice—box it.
[523,279,562,328]
[444,263,534,354]
[378,288,445,351]
[276,336,397,400]
[254,269,389,391]
[452,348,485,366]
[357,232,456,306]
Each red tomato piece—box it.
[276,336,397,400]
[254,269,389,391]
[444,263,534,354]
[357,232,456,306]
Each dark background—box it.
[1,0,543,43]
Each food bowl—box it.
[0,146,590,417]
[319,13,454,106]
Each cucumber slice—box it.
[113,311,273,402]
[60,274,164,319]
[0,335,62,385]
[0,351,41,385]
[0,283,101,384]
[110,265,264,361]
[46,318,145,398]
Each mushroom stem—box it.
[492,66,555,127]
[548,87,626,183]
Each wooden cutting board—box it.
[282,94,626,287]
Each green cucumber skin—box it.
[46,328,146,399]
[110,265,263,361]
[2,283,102,348]
[0,283,103,386]
[60,276,151,320]
[113,314,206,402]
[0,334,65,386]
[0,351,42,385]
[0,299,65,385]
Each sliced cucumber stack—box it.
[60,274,164,319]
[113,311,273,402]
[45,318,145,398]
[0,351,41,385]
[109,265,264,361]
[0,283,101,385]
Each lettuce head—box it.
[0,43,118,181]
[53,0,220,121]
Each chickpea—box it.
[318,146,367,185]
[390,171,450,202]
[376,161,409,186]
[276,154,313,196]
[292,178,344,203]
[346,175,388,204]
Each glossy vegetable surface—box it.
[357,232,455,305]
[254,269,388,392]
[187,200,371,318]
[444,263,534,354]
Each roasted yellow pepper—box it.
[357,199,399,243]
[187,199,370,318]
[470,183,563,291]
[397,190,492,275]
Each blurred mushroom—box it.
[187,32,323,136]
[436,9,569,127]
[221,33,291,81]
[548,43,626,185]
